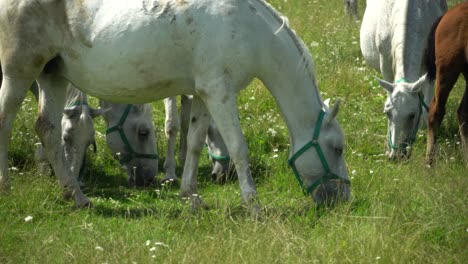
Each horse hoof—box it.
[249,204,264,220]
[160,175,179,186]
[76,200,93,209]
[189,195,208,212]
[62,189,74,200]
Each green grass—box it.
[1,1,467,263]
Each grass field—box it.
[1,0,467,263]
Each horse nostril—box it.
[138,128,150,138]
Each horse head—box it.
[61,99,103,183]
[99,102,158,187]
[377,75,429,160]
[205,119,233,183]
[290,99,350,206]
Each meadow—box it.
[1,0,466,263]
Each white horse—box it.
[30,82,160,187]
[360,0,446,160]
[0,0,350,209]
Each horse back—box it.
[435,3,468,66]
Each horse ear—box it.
[323,98,331,111]
[409,73,428,93]
[377,78,394,93]
[326,99,341,124]
[90,107,110,118]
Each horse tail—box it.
[425,16,444,82]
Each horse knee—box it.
[164,118,180,138]
[35,114,56,143]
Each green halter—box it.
[388,79,429,150]
[106,104,159,164]
[207,147,230,161]
[288,110,351,195]
[65,100,88,108]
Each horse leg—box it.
[0,76,31,191]
[161,97,179,183]
[457,71,468,163]
[426,65,460,166]
[179,95,192,165]
[179,96,211,211]
[200,89,258,211]
[35,72,90,207]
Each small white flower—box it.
[376,256,381,260]
[151,255,156,258]
[149,247,156,252]
[310,41,319,47]
[24,216,33,222]
[146,240,151,246]
[351,170,357,175]
[450,157,455,161]
[369,170,374,174]
[272,154,278,158]
[267,128,277,136]
[154,242,170,249]
[95,246,104,251]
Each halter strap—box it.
[65,101,88,109]
[207,148,230,161]
[106,104,158,164]
[288,110,350,195]
[395,78,409,84]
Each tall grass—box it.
[1,1,466,263]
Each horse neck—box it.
[254,22,324,152]
[392,0,442,82]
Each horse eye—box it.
[385,110,392,119]
[335,148,343,156]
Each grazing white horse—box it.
[31,83,159,187]
[360,0,446,160]
[0,0,350,208]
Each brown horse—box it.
[425,2,468,166]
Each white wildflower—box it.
[268,128,277,136]
[24,216,33,222]
[95,246,104,251]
